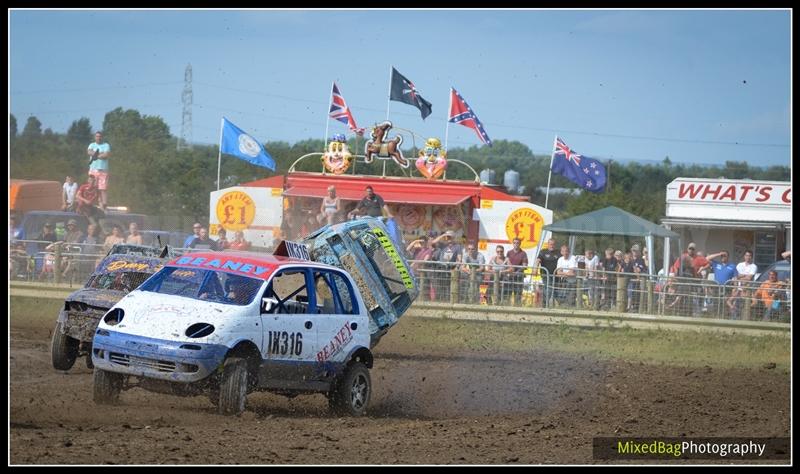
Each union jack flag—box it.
[448,88,492,146]
[551,136,607,192]
[329,82,364,135]
[554,137,581,165]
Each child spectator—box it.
[62,175,78,211]
[229,230,251,251]
[216,228,231,250]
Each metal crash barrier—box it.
[407,261,790,323]
[10,244,790,324]
[9,239,194,286]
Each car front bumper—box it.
[91,329,228,383]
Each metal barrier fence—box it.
[8,239,195,287]
[9,244,790,324]
[408,261,791,323]
[410,260,548,307]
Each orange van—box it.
[9,179,63,215]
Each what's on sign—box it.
[667,179,791,206]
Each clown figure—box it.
[416,137,448,179]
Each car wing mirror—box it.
[261,297,279,314]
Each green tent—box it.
[542,206,680,274]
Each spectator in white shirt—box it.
[582,248,600,307]
[735,250,758,281]
[555,245,578,306]
[62,175,78,211]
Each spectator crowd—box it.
[404,235,790,323]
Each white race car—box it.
[91,218,418,416]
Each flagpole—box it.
[444,88,452,150]
[217,117,225,191]
[324,82,334,152]
[544,135,558,209]
[386,66,393,121]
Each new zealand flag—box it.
[551,137,607,192]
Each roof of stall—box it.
[544,206,679,238]
[242,173,527,206]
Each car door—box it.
[258,268,318,390]
[311,269,363,372]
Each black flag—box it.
[389,67,433,120]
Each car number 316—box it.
[267,331,303,356]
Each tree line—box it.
[10,108,790,225]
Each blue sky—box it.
[9,9,792,167]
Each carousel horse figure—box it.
[364,121,408,168]
[415,137,448,179]
[321,133,353,174]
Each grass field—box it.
[10,296,63,330]
[393,317,790,371]
[11,295,790,372]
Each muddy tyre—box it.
[51,322,79,371]
[329,362,371,417]
[218,358,248,416]
[208,385,220,407]
[85,352,95,369]
[93,368,123,405]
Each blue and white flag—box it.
[220,117,275,171]
[551,137,607,192]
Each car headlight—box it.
[103,308,125,326]
[185,323,215,338]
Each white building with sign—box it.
[661,178,791,272]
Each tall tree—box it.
[10,114,17,139]
[67,117,93,144]
[21,116,42,138]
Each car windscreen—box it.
[86,271,153,292]
[139,266,263,306]
[349,226,412,301]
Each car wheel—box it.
[329,362,371,417]
[85,353,94,370]
[208,386,220,407]
[218,357,248,416]
[51,322,79,371]
[93,368,123,405]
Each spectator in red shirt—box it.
[229,231,251,251]
[671,242,708,278]
[75,175,104,227]
[504,238,529,305]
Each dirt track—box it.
[10,317,790,464]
